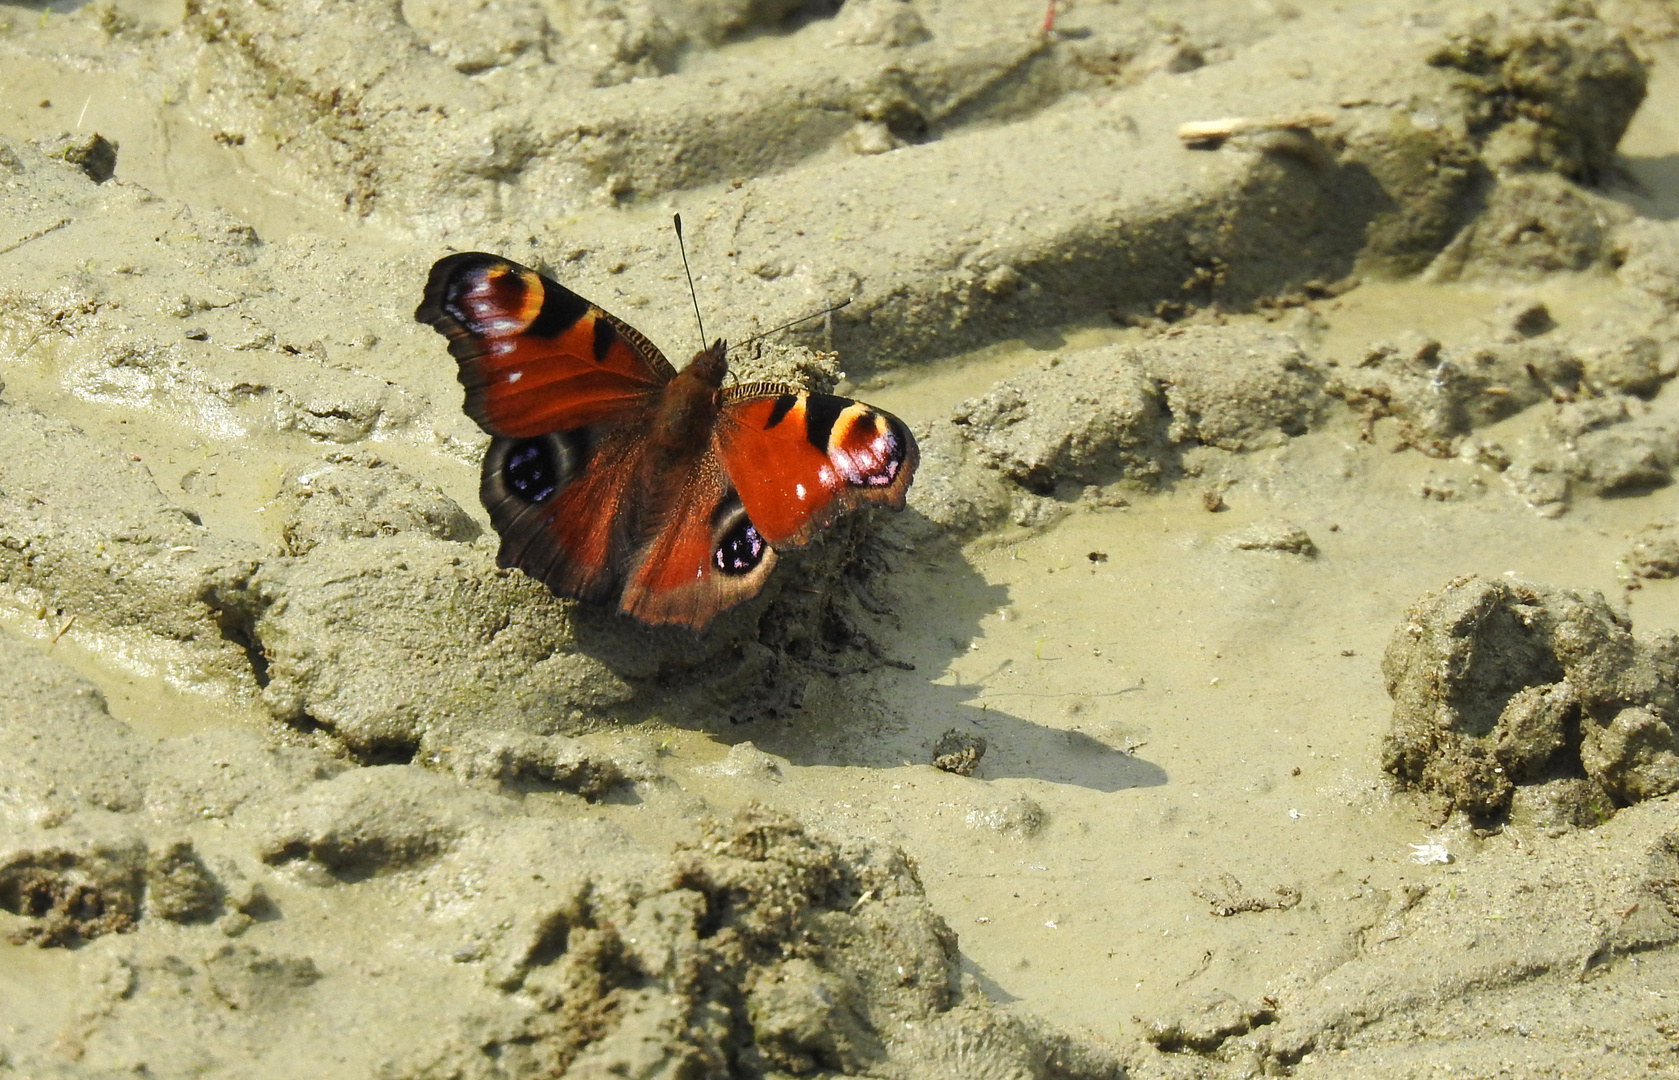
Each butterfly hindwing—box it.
[416,252,677,439]
[479,429,640,606]
[616,458,780,628]
[481,430,781,628]
[715,385,919,548]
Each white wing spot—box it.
[795,483,807,501]
[507,370,523,383]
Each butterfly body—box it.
[644,344,727,463]
[416,253,918,630]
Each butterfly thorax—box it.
[683,340,729,389]
[646,341,728,466]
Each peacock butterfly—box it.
[415,252,919,630]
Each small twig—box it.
[0,218,71,257]
[50,614,76,644]
[1177,111,1335,148]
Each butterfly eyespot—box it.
[714,516,766,576]
[446,263,544,338]
[486,433,582,507]
[505,442,559,502]
[826,414,906,488]
[711,495,768,577]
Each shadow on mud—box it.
[729,522,1169,793]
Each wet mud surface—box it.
[6,0,1679,1076]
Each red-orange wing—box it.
[713,383,919,548]
[416,252,677,439]
[616,456,781,629]
[477,428,645,608]
[480,424,785,630]
[419,252,680,608]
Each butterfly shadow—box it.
[722,525,1169,794]
[745,674,1167,794]
[554,510,1167,793]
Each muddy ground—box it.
[5,0,1679,1076]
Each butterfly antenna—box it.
[673,213,708,350]
[737,298,853,350]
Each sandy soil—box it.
[6,0,1679,1077]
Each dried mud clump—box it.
[408,804,1123,1079]
[39,131,119,183]
[1427,172,1631,280]
[647,806,957,1077]
[918,327,1326,533]
[1227,521,1318,557]
[1141,326,1326,453]
[1330,333,1585,457]
[0,832,223,946]
[931,728,988,776]
[1623,517,1679,582]
[951,344,1167,498]
[1427,0,1647,181]
[144,840,225,923]
[0,839,145,946]
[1382,576,1679,823]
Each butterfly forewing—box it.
[416,252,675,439]
[715,387,919,547]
